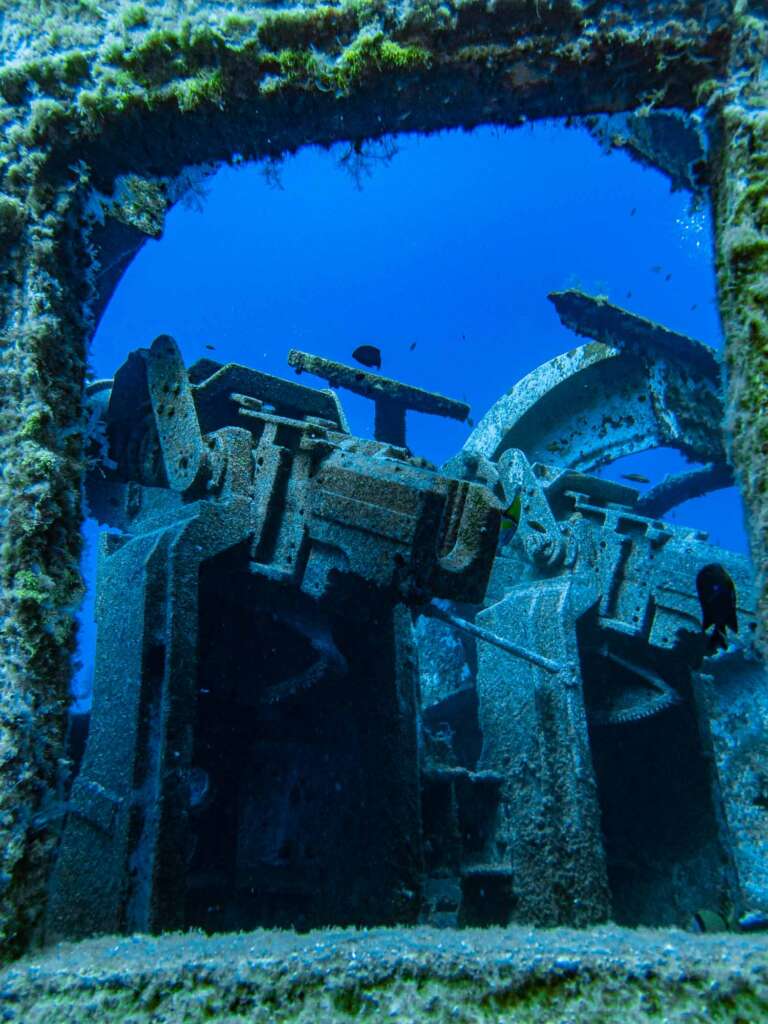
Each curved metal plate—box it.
[462,291,728,476]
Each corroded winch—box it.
[47,334,502,939]
[48,295,768,942]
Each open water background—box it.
[73,121,749,704]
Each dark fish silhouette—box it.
[696,563,738,652]
[205,344,216,350]
[738,911,768,932]
[621,472,651,484]
[352,345,381,369]
[630,207,637,216]
[409,341,417,351]
[692,909,728,934]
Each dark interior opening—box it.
[581,625,734,926]
[187,556,363,932]
[187,549,421,932]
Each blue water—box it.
[74,121,750,704]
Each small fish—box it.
[205,344,216,351]
[527,519,547,533]
[352,344,381,370]
[409,341,417,351]
[651,264,662,273]
[692,909,728,934]
[466,416,475,428]
[621,472,651,484]
[665,273,672,282]
[625,290,632,299]
[696,563,738,653]
[737,911,768,933]
[691,303,698,310]
[630,207,637,216]
[501,493,521,529]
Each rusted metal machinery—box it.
[46,335,501,939]
[418,291,767,931]
[47,293,768,941]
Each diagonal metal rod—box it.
[421,602,564,674]
[602,649,681,704]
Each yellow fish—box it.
[501,493,522,530]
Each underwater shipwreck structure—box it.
[45,292,768,946]
[1,0,768,1018]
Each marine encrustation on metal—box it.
[47,316,767,942]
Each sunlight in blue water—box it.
[92,122,722,465]
[77,122,749,706]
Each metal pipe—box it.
[421,602,564,674]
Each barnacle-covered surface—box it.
[0,923,767,1023]
[0,0,765,992]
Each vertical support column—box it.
[709,8,768,658]
[475,578,610,926]
[146,500,251,932]
[692,657,768,917]
[0,216,90,955]
[46,529,173,940]
[46,499,253,940]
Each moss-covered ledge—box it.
[710,6,768,667]
[0,924,766,1023]
[0,0,765,969]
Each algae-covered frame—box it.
[0,0,766,974]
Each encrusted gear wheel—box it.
[463,289,732,516]
[459,290,734,727]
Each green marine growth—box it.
[258,5,359,50]
[0,1,441,147]
[334,33,431,92]
[0,195,25,244]
[108,175,169,237]
[122,4,149,30]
